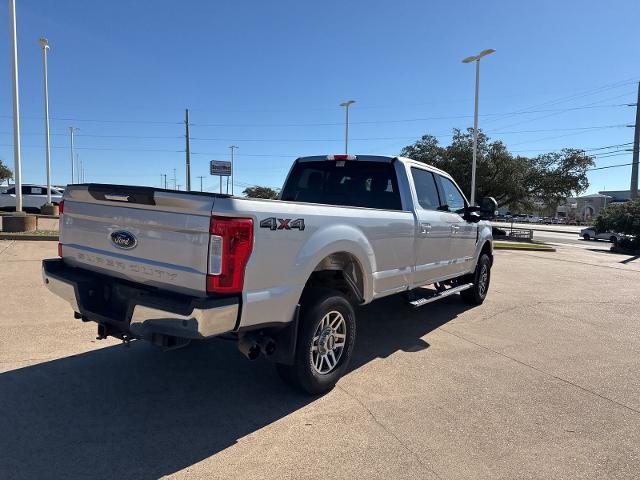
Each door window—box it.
[22,186,44,195]
[436,176,466,212]
[411,168,440,210]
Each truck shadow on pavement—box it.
[0,294,471,480]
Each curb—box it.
[494,244,556,252]
[493,223,581,236]
[0,233,59,241]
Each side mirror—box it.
[478,197,498,219]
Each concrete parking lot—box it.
[1,240,639,479]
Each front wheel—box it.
[583,234,591,241]
[461,254,491,305]
[276,288,356,395]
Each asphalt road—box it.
[1,241,639,479]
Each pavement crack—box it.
[440,328,640,417]
[0,240,16,258]
[337,384,443,480]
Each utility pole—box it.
[76,154,82,183]
[197,175,204,192]
[69,127,78,183]
[630,82,640,199]
[185,109,191,191]
[229,145,238,195]
[172,168,177,189]
[9,0,23,212]
[161,173,168,189]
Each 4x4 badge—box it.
[260,217,305,231]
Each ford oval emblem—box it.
[110,230,137,250]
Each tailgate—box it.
[60,184,220,296]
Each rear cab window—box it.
[281,160,403,210]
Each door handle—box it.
[420,222,432,234]
[451,225,460,234]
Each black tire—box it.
[276,288,356,395]
[583,234,591,241]
[460,254,491,305]
[610,236,618,245]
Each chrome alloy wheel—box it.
[310,310,347,375]
[478,263,489,297]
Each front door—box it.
[410,167,459,286]
[435,175,478,276]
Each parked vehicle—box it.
[580,227,621,243]
[42,155,496,394]
[0,184,64,212]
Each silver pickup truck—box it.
[43,154,495,394]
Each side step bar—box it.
[408,283,474,308]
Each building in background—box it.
[598,190,631,202]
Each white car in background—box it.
[0,184,64,212]
[580,227,621,243]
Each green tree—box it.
[243,185,279,199]
[400,129,594,209]
[0,159,13,185]
[595,198,640,240]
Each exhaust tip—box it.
[238,335,261,361]
[247,344,261,361]
[260,338,277,357]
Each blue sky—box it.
[1,0,638,194]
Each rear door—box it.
[60,185,216,296]
[22,186,46,209]
[410,167,458,286]
[434,174,477,276]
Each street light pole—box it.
[462,48,495,205]
[229,145,238,195]
[39,37,52,204]
[339,100,355,154]
[9,0,23,212]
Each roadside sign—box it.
[210,160,232,176]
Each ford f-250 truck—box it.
[43,155,496,394]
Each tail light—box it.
[58,200,64,215]
[58,242,63,257]
[206,216,253,294]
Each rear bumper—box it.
[42,258,239,340]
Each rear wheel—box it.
[276,288,356,395]
[583,233,591,241]
[610,236,618,245]
[460,254,491,305]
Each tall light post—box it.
[340,100,355,154]
[462,48,495,205]
[39,37,52,204]
[69,127,78,183]
[229,145,238,195]
[9,0,23,212]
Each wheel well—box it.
[482,241,493,265]
[303,252,365,304]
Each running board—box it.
[408,283,474,308]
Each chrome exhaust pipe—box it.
[238,335,261,361]
[257,336,277,357]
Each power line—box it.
[587,162,633,172]
[189,104,626,128]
